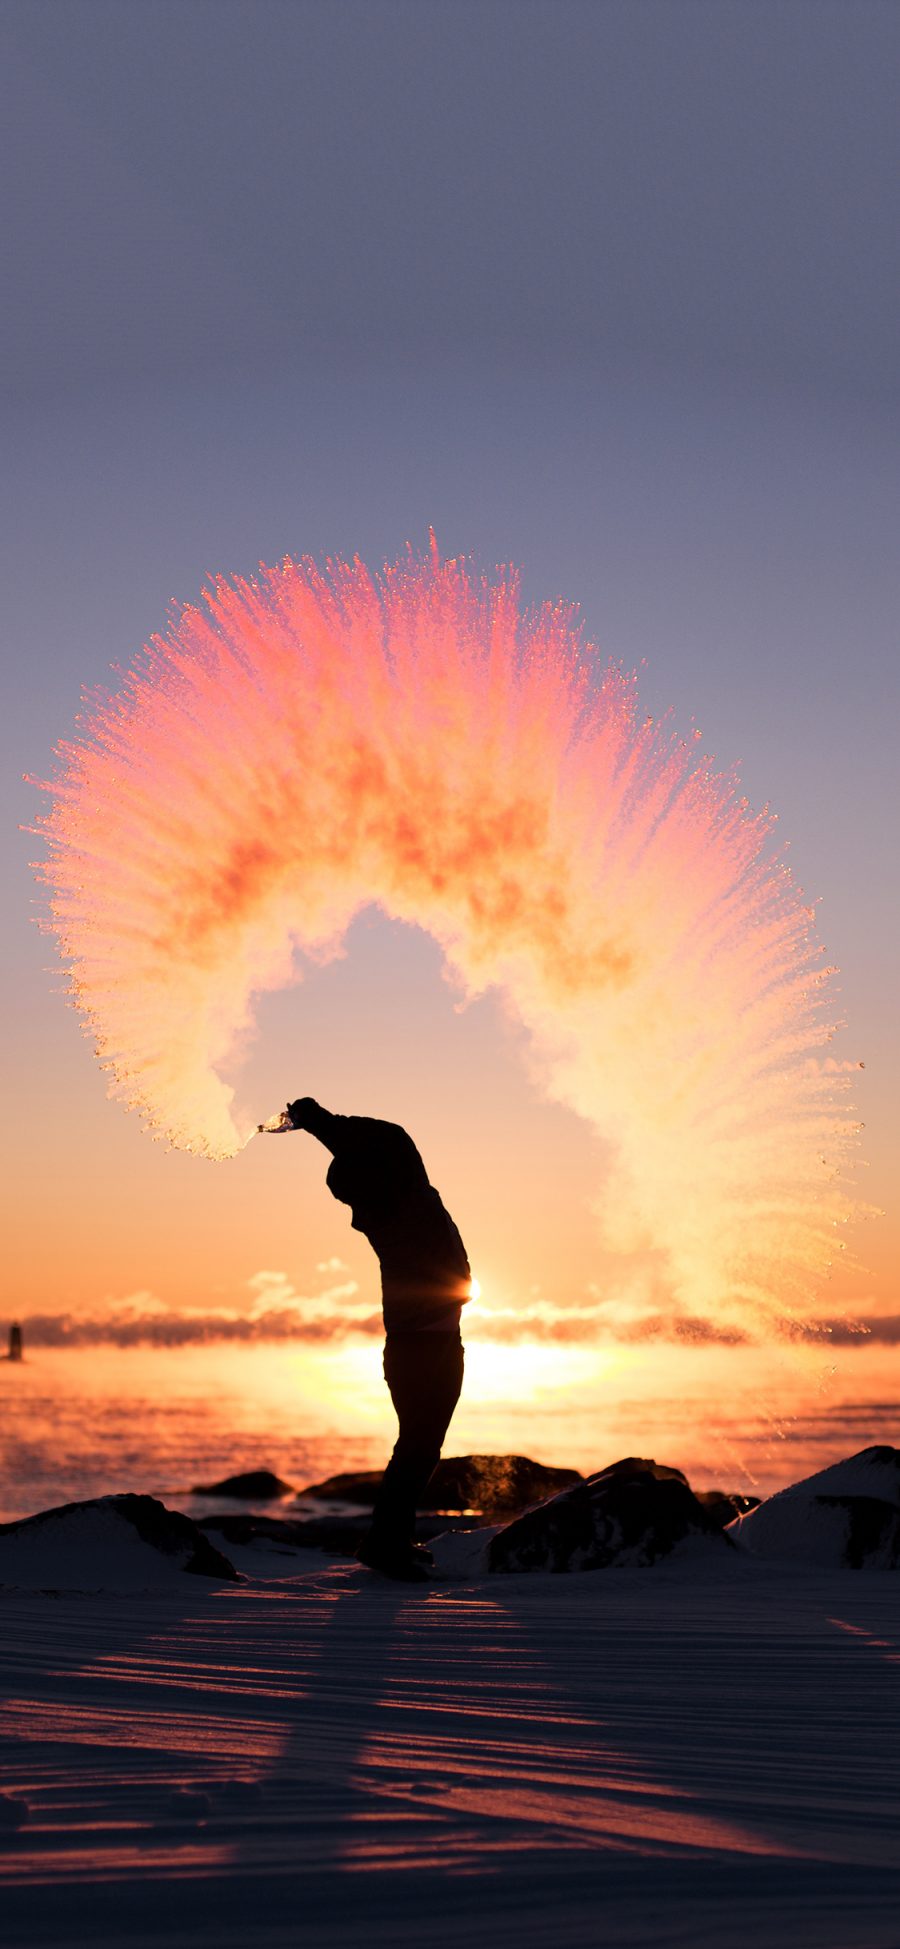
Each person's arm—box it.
[286,1097,344,1154]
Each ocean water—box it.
[0,1342,896,1523]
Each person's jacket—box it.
[293,1103,471,1334]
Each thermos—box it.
[256,1108,295,1134]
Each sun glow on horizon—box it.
[461,1334,637,1408]
[318,1323,639,1421]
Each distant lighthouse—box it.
[7,1322,22,1362]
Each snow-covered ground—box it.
[2,1546,898,1948]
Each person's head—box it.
[287,1096,317,1129]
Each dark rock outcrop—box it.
[488,1456,732,1573]
[200,1507,484,1558]
[0,1494,240,1585]
[296,1454,583,1518]
[695,1489,761,1528]
[201,1511,368,1557]
[733,1446,900,1569]
[296,1470,383,1509]
[191,1469,295,1501]
[430,1454,583,1516]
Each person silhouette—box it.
[285,1098,471,1582]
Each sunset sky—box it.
[3,2,898,1422]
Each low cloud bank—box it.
[14,1270,378,1348]
[17,1306,382,1348]
[11,1286,896,1352]
[817,1314,900,1346]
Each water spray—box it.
[33,542,863,1344]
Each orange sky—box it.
[5,908,894,1362]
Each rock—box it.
[695,1489,761,1528]
[0,1494,240,1589]
[732,1447,900,1568]
[604,1456,690,1484]
[201,1511,309,1546]
[295,1470,383,1509]
[296,1454,583,1518]
[428,1455,583,1517]
[488,1456,732,1573]
[199,1508,480,1559]
[201,1511,368,1557]
[190,1469,294,1500]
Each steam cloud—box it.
[35,543,862,1341]
[14,1299,892,1352]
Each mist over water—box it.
[0,1344,891,1523]
[36,545,862,1346]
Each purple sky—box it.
[3,1,897,1331]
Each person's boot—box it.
[356,1532,430,1582]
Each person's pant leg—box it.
[370,1333,465,1547]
